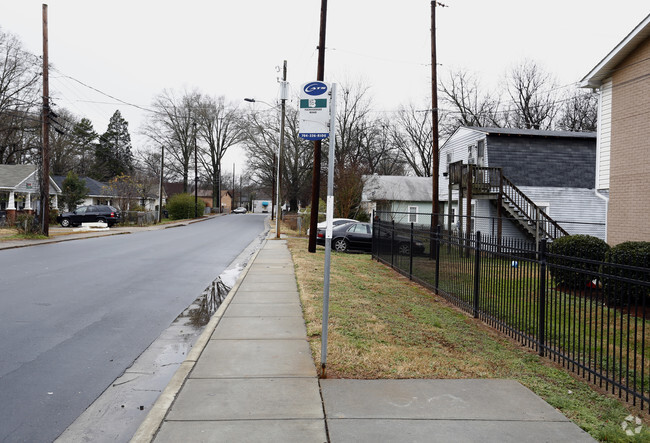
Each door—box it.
[345,223,372,251]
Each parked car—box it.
[307,218,357,235]
[232,207,247,214]
[317,221,425,254]
[57,205,121,227]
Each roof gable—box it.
[581,13,650,88]
[363,175,432,202]
[0,164,37,189]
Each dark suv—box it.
[57,205,121,227]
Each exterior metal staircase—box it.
[447,161,568,241]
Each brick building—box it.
[581,13,650,245]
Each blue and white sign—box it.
[299,81,330,140]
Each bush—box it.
[548,235,610,289]
[166,193,206,220]
[15,213,38,235]
[602,241,650,307]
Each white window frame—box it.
[408,206,418,224]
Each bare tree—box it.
[281,106,313,211]
[242,109,278,200]
[505,59,559,130]
[392,103,433,177]
[362,118,406,176]
[0,29,41,164]
[143,89,200,192]
[439,68,503,136]
[556,88,598,132]
[196,95,246,210]
[332,81,375,218]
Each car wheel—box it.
[97,217,106,224]
[333,238,349,252]
[61,218,71,227]
[398,242,411,256]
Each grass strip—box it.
[287,237,648,442]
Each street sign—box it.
[299,81,330,140]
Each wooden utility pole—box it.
[431,1,440,232]
[158,145,164,223]
[307,0,328,253]
[40,3,50,236]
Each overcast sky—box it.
[1,1,648,173]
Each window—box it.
[446,152,452,172]
[408,206,418,224]
[477,140,485,166]
[535,202,550,217]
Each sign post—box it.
[300,82,337,378]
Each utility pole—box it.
[431,1,441,232]
[308,0,328,253]
[158,145,164,223]
[276,60,288,239]
[232,163,235,212]
[40,3,50,236]
[194,121,198,218]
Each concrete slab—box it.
[245,264,294,274]
[224,302,303,317]
[155,420,327,443]
[165,378,323,421]
[211,316,307,339]
[191,339,316,378]
[237,281,298,292]
[241,274,299,283]
[326,419,595,443]
[232,291,300,304]
[320,379,571,421]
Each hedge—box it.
[602,241,650,307]
[548,235,610,290]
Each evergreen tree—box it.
[93,110,133,181]
[71,118,98,176]
[61,171,89,211]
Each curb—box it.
[130,236,269,443]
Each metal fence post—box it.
[473,231,481,318]
[371,210,376,258]
[409,222,414,279]
[538,239,547,356]
[391,220,395,268]
[435,225,441,291]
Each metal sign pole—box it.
[320,83,337,378]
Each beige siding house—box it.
[581,13,650,245]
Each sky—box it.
[1,0,648,174]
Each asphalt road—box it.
[0,214,267,443]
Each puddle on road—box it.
[184,278,231,328]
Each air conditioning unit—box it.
[468,157,476,164]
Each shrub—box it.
[548,235,610,290]
[15,213,38,235]
[602,241,650,307]
[166,193,205,220]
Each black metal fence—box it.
[372,217,650,412]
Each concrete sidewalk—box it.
[134,239,595,443]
